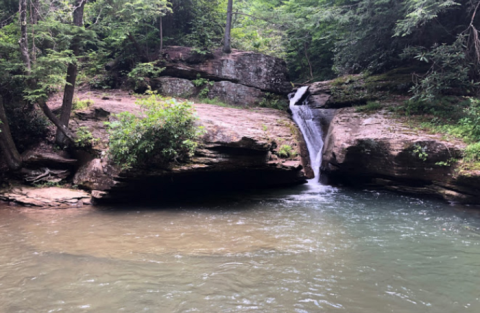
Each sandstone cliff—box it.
[150,46,291,107]
[69,92,311,202]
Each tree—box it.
[55,0,87,146]
[223,0,233,53]
[18,0,31,73]
[0,95,22,170]
[16,0,78,144]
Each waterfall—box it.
[289,86,324,181]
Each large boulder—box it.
[161,46,292,94]
[321,108,480,203]
[153,76,196,98]
[208,81,265,106]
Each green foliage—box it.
[397,96,480,167]
[73,98,94,111]
[127,62,165,90]
[89,74,116,90]
[105,94,202,169]
[458,98,480,142]
[403,37,474,102]
[192,75,214,98]
[412,144,428,162]
[399,97,480,144]
[278,144,296,158]
[464,142,480,163]
[355,101,383,113]
[435,158,458,167]
[258,93,288,110]
[75,127,98,148]
[180,0,225,49]
[4,103,49,152]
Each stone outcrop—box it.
[321,108,480,203]
[304,70,413,109]
[153,76,196,98]
[161,46,291,94]
[68,94,310,202]
[207,81,265,107]
[0,186,91,208]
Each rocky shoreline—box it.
[1,48,480,207]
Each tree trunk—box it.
[159,15,163,54]
[38,99,77,143]
[30,0,39,64]
[55,0,86,146]
[128,33,148,62]
[0,96,22,170]
[304,41,314,80]
[223,0,233,54]
[18,0,31,73]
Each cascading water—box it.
[289,86,324,183]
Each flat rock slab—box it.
[0,186,91,208]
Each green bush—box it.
[5,103,49,152]
[73,98,94,111]
[464,143,480,163]
[278,144,296,158]
[127,62,165,90]
[458,98,480,142]
[90,74,115,90]
[192,74,214,98]
[259,93,289,110]
[105,94,203,169]
[75,127,98,148]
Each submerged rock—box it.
[321,108,480,204]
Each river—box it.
[1,184,479,312]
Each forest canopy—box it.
[1,0,479,96]
[0,1,480,147]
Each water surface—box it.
[1,184,480,312]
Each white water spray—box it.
[289,86,324,182]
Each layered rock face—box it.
[153,46,291,106]
[321,108,480,203]
[70,97,310,202]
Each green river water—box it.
[0,183,479,312]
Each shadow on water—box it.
[2,181,480,313]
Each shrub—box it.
[464,142,480,163]
[127,62,165,90]
[5,103,49,152]
[75,127,98,148]
[278,144,296,158]
[259,92,289,110]
[73,98,94,110]
[192,74,214,98]
[90,74,115,89]
[458,98,480,142]
[105,94,203,169]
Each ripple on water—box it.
[0,186,480,312]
